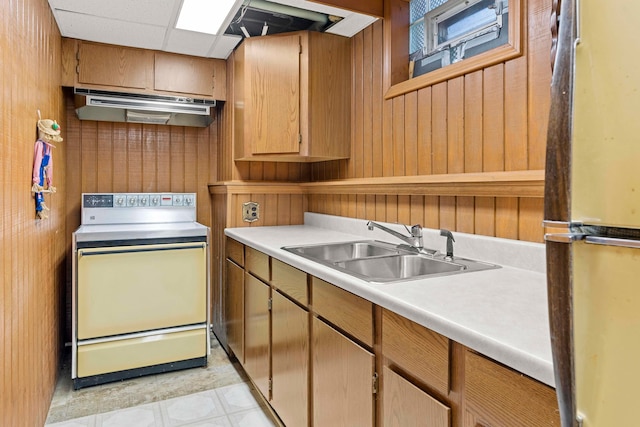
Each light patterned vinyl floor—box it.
[45,335,278,427]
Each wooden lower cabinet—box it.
[225,259,244,362]
[383,366,451,427]
[243,273,270,398]
[463,351,560,427]
[382,309,450,397]
[271,291,309,427]
[230,248,559,427]
[312,317,375,427]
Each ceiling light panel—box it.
[176,0,237,35]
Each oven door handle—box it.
[78,243,206,257]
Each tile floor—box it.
[45,335,279,427]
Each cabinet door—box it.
[382,309,450,396]
[313,317,374,427]
[312,277,373,346]
[463,351,560,427]
[154,52,225,99]
[225,259,244,363]
[271,291,309,427]
[78,42,149,89]
[244,273,270,399]
[246,34,300,155]
[383,366,451,427]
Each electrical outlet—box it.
[242,201,260,222]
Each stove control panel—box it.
[84,193,196,209]
[81,193,197,225]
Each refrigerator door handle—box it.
[544,220,588,243]
[585,235,640,249]
[545,233,586,243]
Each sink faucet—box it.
[366,221,424,250]
[440,229,455,260]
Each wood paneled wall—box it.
[209,183,306,348]
[64,91,219,337]
[64,91,218,230]
[308,0,551,243]
[1,0,66,425]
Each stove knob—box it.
[184,197,193,206]
[139,198,148,206]
[128,199,136,206]
[151,197,159,206]
[116,197,125,206]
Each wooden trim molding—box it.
[385,0,525,99]
[304,170,543,197]
[210,170,544,198]
[209,181,306,195]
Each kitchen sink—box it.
[282,240,499,283]
[284,240,410,263]
[336,254,464,280]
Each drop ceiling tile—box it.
[269,0,349,17]
[49,0,179,26]
[164,29,217,57]
[327,13,378,38]
[208,35,243,59]
[55,10,167,50]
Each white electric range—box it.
[72,193,210,389]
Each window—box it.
[408,0,509,78]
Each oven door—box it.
[76,241,207,339]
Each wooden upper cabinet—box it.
[247,34,300,156]
[234,31,351,162]
[154,52,226,99]
[78,42,150,90]
[62,38,226,100]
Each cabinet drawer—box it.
[271,259,308,305]
[312,277,373,347]
[382,309,450,396]
[383,366,450,427]
[77,328,206,377]
[464,351,560,427]
[245,247,269,282]
[226,237,244,266]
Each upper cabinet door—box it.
[78,42,149,89]
[154,52,226,99]
[246,34,301,155]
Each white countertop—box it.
[225,213,555,387]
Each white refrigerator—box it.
[545,1,640,426]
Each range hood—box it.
[73,88,216,127]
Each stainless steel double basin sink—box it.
[282,240,499,283]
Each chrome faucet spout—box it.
[366,221,423,249]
